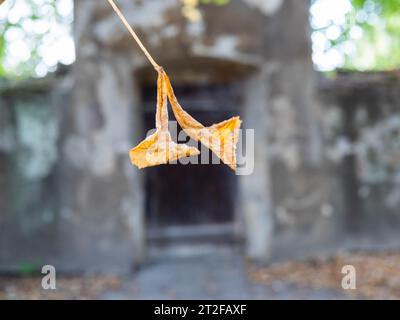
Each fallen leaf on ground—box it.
[248,251,400,299]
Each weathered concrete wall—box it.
[54,1,147,272]
[0,77,66,272]
[0,0,327,269]
[70,0,278,263]
[258,0,340,249]
[71,0,331,262]
[1,0,368,271]
[0,71,145,273]
[319,71,400,234]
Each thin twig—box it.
[107,0,161,71]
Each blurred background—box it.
[1,0,400,299]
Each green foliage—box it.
[351,0,400,69]
[16,261,41,276]
[323,0,400,70]
[1,0,399,78]
[201,0,230,5]
[0,0,72,79]
[0,33,5,76]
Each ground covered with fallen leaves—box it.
[249,251,400,299]
[1,251,400,299]
[0,275,121,300]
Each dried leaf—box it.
[162,71,242,170]
[129,70,200,169]
[109,0,241,170]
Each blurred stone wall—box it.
[68,0,325,262]
[319,71,400,234]
[0,76,67,273]
[4,1,399,272]
[0,0,328,270]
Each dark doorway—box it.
[141,82,241,239]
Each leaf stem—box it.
[106,0,161,71]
